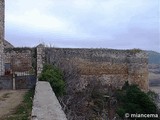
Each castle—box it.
[0,0,149,91]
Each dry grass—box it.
[0,93,12,101]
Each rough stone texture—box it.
[0,0,4,37]
[46,48,148,91]
[0,48,37,90]
[4,48,34,73]
[0,0,4,75]
[36,44,45,77]
[32,81,67,120]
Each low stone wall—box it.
[31,81,67,120]
[0,75,36,90]
[0,75,12,89]
[15,75,36,89]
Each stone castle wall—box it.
[0,0,4,37]
[45,48,148,91]
[4,48,36,74]
[0,47,36,89]
[0,0,4,75]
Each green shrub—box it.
[39,64,65,96]
[130,48,142,54]
[116,107,125,118]
[116,81,158,119]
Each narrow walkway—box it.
[0,90,27,118]
[32,81,67,120]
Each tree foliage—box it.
[116,81,158,119]
[39,64,65,96]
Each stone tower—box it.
[0,0,4,75]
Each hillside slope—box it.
[146,50,160,64]
[146,50,160,87]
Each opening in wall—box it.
[5,63,11,75]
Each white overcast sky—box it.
[5,0,160,52]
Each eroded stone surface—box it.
[32,81,67,120]
[45,48,148,92]
[0,0,5,75]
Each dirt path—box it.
[0,90,27,118]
